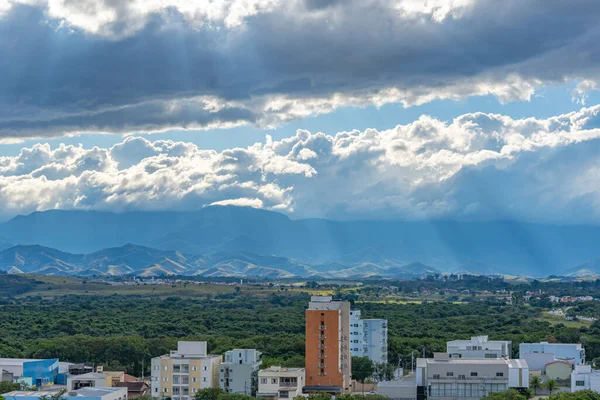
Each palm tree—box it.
[530,376,541,395]
[546,379,557,394]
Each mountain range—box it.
[1,205,600,277]
[0,244,442,279]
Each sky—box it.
[1,0,600,222]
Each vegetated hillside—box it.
[2,206,600,276]
[0,244,439,278]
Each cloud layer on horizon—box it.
[1,0,600,139]
[2,106,600,223]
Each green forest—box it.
[3,275,600,378]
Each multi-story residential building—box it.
[415,353,529,400]
[151,341,222,400]
[219,349,262,395]
[571,365,600,393]
[257,366,305,400]
[519,342,585,368]
[305,296,351,394]
[2,387,127,400]
[349,310,388,364]
[446,336,512,359]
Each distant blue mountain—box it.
[1,206,600,276]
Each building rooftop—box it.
[4,387,126,398]
[0,359,43,366]
[418,355,528,368]
[69,372,109,380]
[260,366,304,374]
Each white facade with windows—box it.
[219,349,262,395]
[571,365,600,393]
[257,366,305,400]
[415,353,528,400]
[151,341,222,400]
[349,310,388,363]
[447,336,511,359]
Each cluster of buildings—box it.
[549,295,594,303]
[148,296,388,399]
[4,295,600,400]
[0,359,148,400]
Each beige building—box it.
[257,366,305,400]
[545,360,573,380]
[151,341,222,400]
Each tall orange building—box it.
[304,296,351,394]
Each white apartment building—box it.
[447,336,512,359]
[257,366,305,400]
[571,365,600,393]
[219,349,262,396]
[416,353,529,400]
[350,310,388,364]
[519,342,585,369]
[151,341,222,400]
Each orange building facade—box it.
[304,296,351,394]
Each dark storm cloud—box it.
[1,0,600,139]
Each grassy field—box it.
[537,313,592,329]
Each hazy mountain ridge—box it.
[0,244,439,279]
[2,206,600,276]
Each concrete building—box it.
[219,349,262,395]
[377,374,417,400]
[257,366,305,400]
[446,336,512,359]
[350,310,388,364]
[571,365,600,393]
[415,353,529,400]
[2,387,127,400]
[545,361,573,381]
[519,342,585,367]
[67,373,112,391]
[304,296,351,394]
[0,359,61,389]
[151,341,222,400]
[1,369,14,382]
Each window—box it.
[576,381,585,387]
[192,366,197,371]
[239,360,242,364]
[279,391,289,398]
[154,366,159,370]
[192,378,197,382]
[163,377,168,382]
[203,377,207,382]
[154,389,158,393]
[193,389,197,393]
[164,389,168,393]
[261,378,268,384]
[272,378,278,384]
[446,372,454,377]
[432,374,440,379]
[203,366,208,371]
[471,372,478,377]
[496,373,504,377]
[164,366,168,371]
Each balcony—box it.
[318,354,327,359]
[318,325,327,330]
[318,344,327,349]
[280,382,298,388]
[318,334,327,339]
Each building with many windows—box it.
[304,296,351,394]
[151,341,222,400]
[257,366,305,400]
[349,310,388,364]
[415,353,529,400]
[219,349,262,396]
[446,336,512,359]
